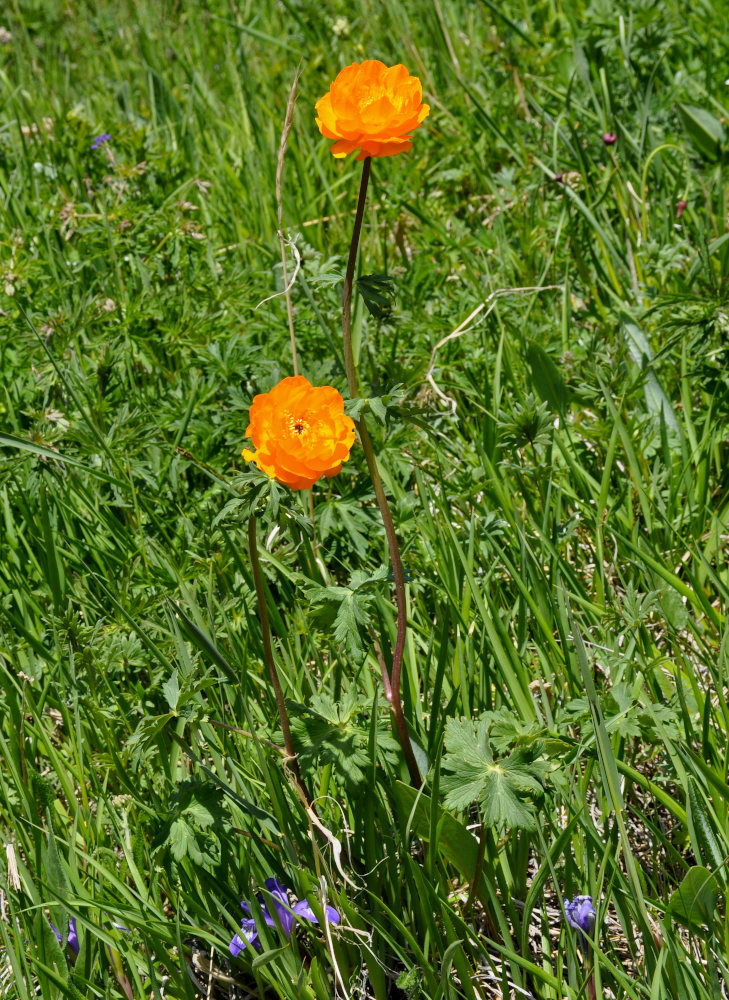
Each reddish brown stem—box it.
[342,156,371,399]
[342,159,421,788]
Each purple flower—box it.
[565,895,597,950]
[50,917,79,958]
[676,199,688,219]
[229,878,340,957]
[91,133,111,150]
[601,132,617,145]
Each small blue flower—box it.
[229,878,340,957]
[91,133,112,150]
[49,917,79,958]
[564,895,597,950]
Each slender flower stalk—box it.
[247,516,311,804]
[341,157,371,394]
[342,158,421,788]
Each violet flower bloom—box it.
[601,132,617,145]
[50,916,79,958]
[229,878,340,957]
[91,133,111,149]
[565,895,597,950]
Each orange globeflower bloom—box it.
[315,60,430,160]
[242,376,356,490]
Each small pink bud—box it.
[676,200,688,219]
[602,132,617,145]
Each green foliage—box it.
[344,385,405,424]
[356,272,397,320]
[215,472,314,532]
[396,966,424,1000]
[668,866,721,934]
[289,691,399,794]
[305,565,389,658]
[677,104,726,162]
[154,779,228,866]
[497,393,554,453]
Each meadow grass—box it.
[1,0,729,998]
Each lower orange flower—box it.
[242,376,356,490]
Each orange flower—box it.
[242,376,356,490]
[315,60,430,160]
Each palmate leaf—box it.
[305,566,389,659]
[478,750,543,830]
[169,817,201,863]
[343,386,404,426]
[289,692,399,795]
[153,779,227,865]
[213,473,312,532]
[440,716,495,810]
[291,711,371,791]
[441,716,546,831]
[333,590,370,656]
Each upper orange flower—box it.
[315,60,430,160]
[242,376,356,490]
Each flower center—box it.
[287,411,310,438]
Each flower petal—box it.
[67,917,79,956]
[564,895,597,952]
[263,879,295,937]
[291,899,341,926]
[329,138,361,158]
[230,917,259,956]
[229,933,245,957]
